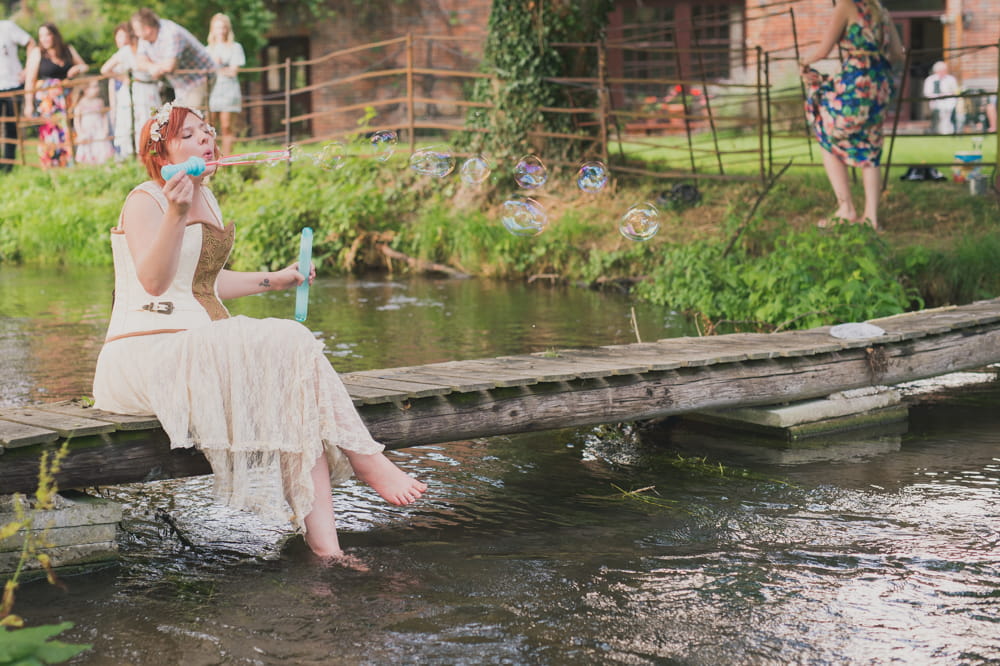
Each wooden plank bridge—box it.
[3,298,1000,494]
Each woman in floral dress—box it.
[801,0,904,230]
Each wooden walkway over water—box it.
[3,298,1000,493]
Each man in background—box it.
[923,60,962,134]
[131,8,214,109]
[0,16,35,172]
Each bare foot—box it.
[317,552,371,572]
[347,451,427,506]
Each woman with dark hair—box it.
[92,103,426,562]
[23,22,87,167]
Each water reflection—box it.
[2,265,1000,663]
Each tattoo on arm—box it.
[259,278,271,290]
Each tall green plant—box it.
[463,0,613,165]
[0,444,92,664]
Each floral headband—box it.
[148,102,216,143]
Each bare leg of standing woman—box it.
[819,148,858,226]
[861,164,881,230]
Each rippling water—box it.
[2,265,999,664]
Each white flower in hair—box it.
[149,102,211,142]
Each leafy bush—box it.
[636,224,922,330]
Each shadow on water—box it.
[3,265,1000,663]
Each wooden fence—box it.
[1,30,997,186]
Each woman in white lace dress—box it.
[206,14,244,155]
[92,103,426,561]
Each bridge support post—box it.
[1,490,122,577]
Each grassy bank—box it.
[1,149,997,330]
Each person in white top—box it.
[101,21,161,157]
[206,13,245,155]
[0,19,35,171]
[93,103,427,563]
[923,61,962,134]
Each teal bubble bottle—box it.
[295,227,313,322]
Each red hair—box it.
[138,106,221,185]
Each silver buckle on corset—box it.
[141,301,175,315]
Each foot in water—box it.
[346,451,427,506]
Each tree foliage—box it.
[464,0,613,164]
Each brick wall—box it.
[746,0,999,91]
[260,0,492,138]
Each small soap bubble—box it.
[501,197,548,237]
[619,202,661,241]
[314,141,346,171]
[409,148,456,178]
[371,130,397,161]
[460,155,492,184]
[577,160,609,193]
[513,155,547,189]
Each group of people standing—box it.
[0,8,245,169]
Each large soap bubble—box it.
[314,141,346,171]
[370,130,397,161]
[409,148,456,177]
[576,160,609,193]
[460,155,492,184]
[619,202,661,241]
[501,197,548,237]
[513,155,547,189]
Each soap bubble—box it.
[501,197,548,237]
[460,155,492,184]
[409,148,456,177]
[577,160,609,193]
[513,155,547,189]
[619,202,660,241]
[314,141,346,171]
[371,130,397,161]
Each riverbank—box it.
[1,154,997,328]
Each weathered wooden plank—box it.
[0,408,116,439]
[0,430,212,493]
[0,420,59,449]
[498,354,639,379]
[419,361,541,387]
[342,381,402,405]
[529,350,652,375]
[355,323,1000,447]
[375,368,497,392]
[32,402,160,431]
[340,374,453,399]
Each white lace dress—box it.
[93,181,383,530]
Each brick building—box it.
[251,0,998,138]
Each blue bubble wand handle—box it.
[295,227,314,322]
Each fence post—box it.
[672,47,697,176]
[882,47,911,192]
[995,39,999,190]
[597,39,609,165]
[789,8,814,161]
[765,51,773,178]
[695,48,724,175]
[284,57,291,179]
[406,32,415,154]
[756,46,766,186]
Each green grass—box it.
[613,130,998,180]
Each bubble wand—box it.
[160,149,291,180]
[295,227,313,323]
